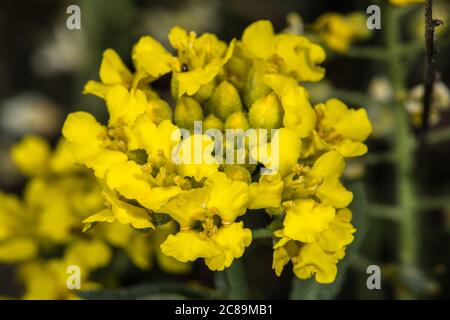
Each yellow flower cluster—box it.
[313,12,371,53]
[61,20,372,282]
[2,135,189,299]
[390,0,424,6]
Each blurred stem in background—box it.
[384,2,419,299]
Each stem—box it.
[252,228,273,239]
[383,4,419,299]
[422,0,438,132]
[224,259,249,299]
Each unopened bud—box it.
[224,111,249,130]
[203,114,224,131]
[209,80,242,120]
[249,92,283,129]
[147,98,173,124]
[174,97,203,131]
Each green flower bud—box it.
[209,80,242,120]
[243,61,271,107]
[248,92,283,129]
[174,97,203,131]
[223,165,252,183]
[224,111,249,130]
[194,79,216,103]
[203,114,224,131]
[148,98,173,124]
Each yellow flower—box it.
[0,192,37,263]
[251,127,301,178]
[11,135,50,176]
[0,238,37,263]
[314,98,372,157]
[285,151,353,208]
[154,221,193,274]
[106,160,182,211]
[132,35,178,79]
[84,49,134,98]
[63,239,112,271]
[128,115,181,169]
[390,0,424,6]
[313,12,371,53]
[283,199,335,243]
[84,187,154,230]
[248,173,284,209]
[318,208,356,252]
[19,260,71,300]
[161,221,251,271]
[241,20,325,82]
[62,111,128,178]
[272,208,356,283]
[105,86,148,126]
[204,172,249,224]
[169,26,235,97]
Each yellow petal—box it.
[248,173,284,209]
[310,151,353,208]
[283,199,335,243]
[159,188,208,228]
[83,80,109,98]
[83,208,117,224]
[334,139,368,157]
[205,222,252,271]
[205,172,249,223]
[104,190,154,229]
[175,134,219,181]
[132,36,175,78]
[274,34,326,82]
[11,135,50,176]
[293,242,339,284]
[176,40,235,97]
[105,86,147,125]
[0,238,37,263]
[106,161,152,200]
[161,230,220,262]
[64,239,112,271]
[63,111,123,175]
[242,20,275,59]
[99,49,133,85]
[319,208,356,252]
[139,186,182,211]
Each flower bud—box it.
[147,98,173,124]
[243,61,271,107]
[174,97,203,130]
[224,111,249,130]
[249,92,283,129]
[209,80,242,120]
[203,114,224,131]
[194,79,216,103]
[223,165,252,183]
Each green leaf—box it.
[76,282,211,300]
[289,182,368,300]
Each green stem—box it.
[384,4,419,299]
[224,259,249,299]
[368,203,401,221]
[252,228,273,239]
